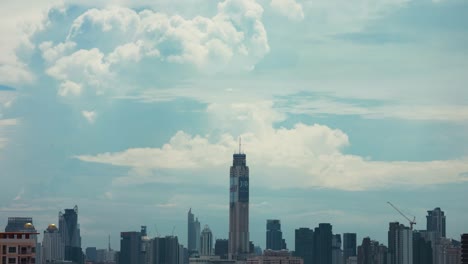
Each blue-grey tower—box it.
[229,138,249,260]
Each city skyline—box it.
[1,0,468,255]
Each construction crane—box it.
[387,201,416,230]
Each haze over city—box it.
[0,0,467,259]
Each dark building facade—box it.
[343,233,357,264]
[229,150,250,259]
[427,208,446,238]
[149,236,180,264]
[120,231,141,264]
[462,234,468,264]
[215,239,229,259]
[187,208,200,254]
[357,237,387,264]
[413,231,432,264]
[266,220,286,250]
[314,223,332,264]
[295,228,314,264]
[85,247,97,262]
[59,206,84,264]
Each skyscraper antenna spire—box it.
[108,234,111,251]
[239,136,242,154]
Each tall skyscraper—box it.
[314,223,333,264]
[295,228,314,264]
[148,236,180,264]
[427,208,446,238]
[388,222,413,264]
[266,220,286,250]
[187,209,201,254]
[120,231,141,264]
[200,225,213,256]
[42,224,65,263]
[343,233,357,264]
[228,145,250,260]
[59,206,83,264]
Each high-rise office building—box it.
[201,225,213,256]
[461,234,468,264]
[188,209,201,254]
[343,233,357,264]
[314,223,333,264]
[120,231,141,264]
[332,234,343,264]
[228,146,250,260]
[427,208,446,238]
[388,222,413,264]
[413,231,432,264]
[59,205,83,264]
[215,239,229,259]
[266,220,286,250]
[42,224,65,263]
[295,228,314,264]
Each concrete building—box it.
[294,228,313,264]
[427,208,446,238]
[147,236,180,264]
[388,222,412,264]
[228,147,250,260]
[357,237,387,264]
[266,220,286,251]
[413,231,432,264]
[201,226,213,256]
[247,250,303,264]
[43,224,65,263]
[343,234,357,264]
[1,230,39,264]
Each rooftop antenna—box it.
[239,136,242,154]
[108,234,111,251]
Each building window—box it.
[31,247,35,253]
[2,245,6,254]
[7,248,15,254]
[2,256,6,264]
[7,258,15,264]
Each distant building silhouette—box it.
[295,228,314,264]
[332,234,343,264]
[266,220,286,250]
[120,231,141,264]
[148,236,180,264]
[357,237,387,264]
[59,205,83,264]
[215,239,228,259]
[412,231,432,264]
[229,148,250,260]
[188,209,201,254]
[85,247,97,262]
[462,234,468,264]
[314,223,333,264]
[388,222,412,264]
[201,225,213,256]
[427,208,446,238]
[5,217,36,233]
[343,233,357,264]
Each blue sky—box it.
[1,0,468,251]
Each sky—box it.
[0,0,468,251]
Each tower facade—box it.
[42,224,64,262]
[426,208,446,238]
[343,233,357,264]
[295,228,314,264]
[266,220,286,250]
[229,150,250,260]
[59,205,83,264]
[200,225,213,256]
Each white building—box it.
[201,225,213,256]
[42,224,65,263]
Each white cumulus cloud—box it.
[81,110,97,123]
[270,0,304,21]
